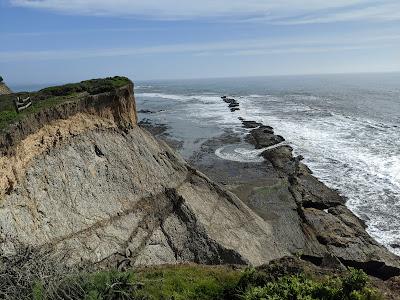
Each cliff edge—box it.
[0,78,285,269]
[0,77,398,284]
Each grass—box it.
[29,264,382,300]
[0,76,131,130]
[133,265,241,300]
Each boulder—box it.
[247,126,285,148]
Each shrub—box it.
[242,275,316,300]
[0,244,77,300]
[0,246,383,300]
[342,268,369,295]
[240,270,381,300]
[38,76,131,97]
[23,264,241,300]
[52,271,141,300]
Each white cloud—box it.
[2,27,164,37]
[1,32,398,62]
[9,0,400,23]
[274,2,400,24]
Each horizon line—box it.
[8,70,400,91]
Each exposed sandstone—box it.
[0,82,287,270]
[0,127,286,267]
[0,83,137,156]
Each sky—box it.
[0,0,400,86]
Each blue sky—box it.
[1,0,400,85]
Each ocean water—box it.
[135,73,400,255]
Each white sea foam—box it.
[215,145,265,163]
[136,92,223,104]
[215,142,288,163]
[136,92,189,101]
[138,88,400,254]
[248,94,267,98]
[238,97,400,255]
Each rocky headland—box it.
[1,80,399,298]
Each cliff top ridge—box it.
[0,76,132,131]
[0,76,135,156]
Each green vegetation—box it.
[38,76,130,97]
[132,265,240,300]
[29,265,381,300]
[240,268,380,300]
[0,76,131,130]
[0,76,3,83]
[29,265,241,300]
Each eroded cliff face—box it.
[0,82,285,268]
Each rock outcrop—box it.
[221,96,240,112]
[182,115,400,281]
[244,119,400,280]
[0,80,286,269]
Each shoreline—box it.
[139,96,400,280]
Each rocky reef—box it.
[0,78,399,296]
[243,119,400,280]
[186,96,400,281]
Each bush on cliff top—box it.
[38,76,130,97]
[0,76,131,130]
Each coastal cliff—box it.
[0,77,399,298]
[0,78,285,269]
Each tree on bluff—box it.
[0,76,3,83]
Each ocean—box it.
[134,73,400,255]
